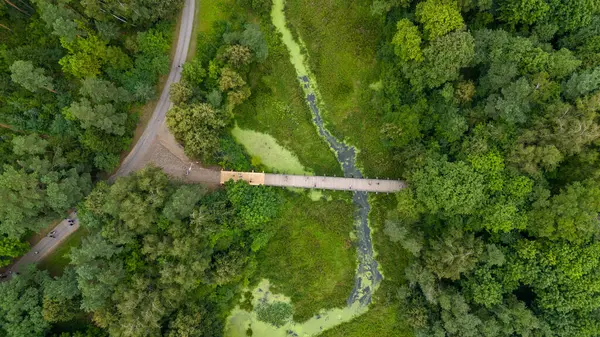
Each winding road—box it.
[6,0,196,275]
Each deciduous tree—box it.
[10,61,56,93]
[167,104,227,160]
[392,19,423,63]
[415,0,464,40]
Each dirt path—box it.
[112,0,196,179]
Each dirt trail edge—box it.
[6,0,197,276]
[113,0,195,179]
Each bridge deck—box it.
[220,171,406,192]
[220,171,265,185]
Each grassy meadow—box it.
[254,191,356,322]
[284,0,398,178]
[317,194,414,337]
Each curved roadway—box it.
[6,0,196,276]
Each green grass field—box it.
[284,0,398,178]
[316,303,404,337]
[254,191,356,322]
[38,228,87,276]
[189,0,233,59]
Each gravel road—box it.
[113,0,195,179]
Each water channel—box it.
[224,0,383,335]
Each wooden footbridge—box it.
[220,171,406,193]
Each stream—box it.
[224,0,382,335]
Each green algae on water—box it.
[225,280,369,337]
[231,125,311,175]
[271,0,309,79]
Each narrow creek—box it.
[224,0,382,335]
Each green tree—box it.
[33,0,85,42]
[392,19,423,62]
[10,61,56,93]
[218,67,247,91]
[563,67,600,100]
[371,0,412,14]
[0,135,92,237]
[80,0,184,25]
[161,184,207,222]
[380,101,424,148]
[411,157,487,216]
[65,77,130,135]
[547,48,582,79]
[66,99,127,136]
[224,24,269,62]
[42,268,81,323]
[498,0,550,26]
[423,227,484,280]
[166,103,227,160]
[486,77,533,125]
[181,58,206,86]
[528,180,600,242]
[79,77,130,105]
[221,44,253,68]
[0,268,50,337]
[225,180,281,231]
[405,31,475,89]
[169,82,192,105]
[69,168,278,337]
[166,304,222,337]
[547,0,598,32]
[0,166,47,237]
[415,0,464,40]
[0,236,28,267]
[59,34,131,78]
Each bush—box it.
[218,135,252,171]
[225,180,282,231]
[255,302,293,327]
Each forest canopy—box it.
[376,0,600,336]
[0,0,181,253]
[0,167,282,337]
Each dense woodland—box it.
[1,167,281,336]
[0,0,180,265]
[375,0,600,336]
